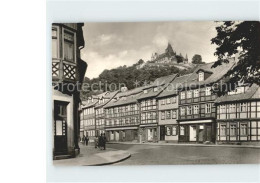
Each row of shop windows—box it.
[165,126,178,136]
[160,96,177,105]
[219,123,248,136]
[161,110,177,119]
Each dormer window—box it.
[144,90,148,94]
[198,72,204,81]
[154,87,158,92]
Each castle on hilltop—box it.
[151,43,188,64]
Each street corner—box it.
[53,145,131,166]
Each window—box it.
[180,107,185,116]
[220,124,226,136]
[172,126,177,135]
[154,87,158,92]
[144,90,148,94]
[193,105,199,114]
[64,31,75,62]
[193,89,199,98]
[229,104,236,113]
[166,110,171,119]
[161,99,165,105]
[205,87,211,96]
[230,124,237,136]
[220,105,226,114]
[161,111,165,120]
[240,123,247,136]
[172,110,177,119]
[181,91,186,99]
[166,98,171,104]
[52,27,58,58]
[240,103,247,112]
[198,72,204,81]
[166,126,171,136]
[180,126,185,135]
[172,96,176,103]
[206,104,211,113]
[187,91,192,99]
[187,106,192,115]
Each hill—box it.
[80,60,198,100]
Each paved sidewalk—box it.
[53,144,131,166]
[107,141,260,149]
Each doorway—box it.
[189,125,197,141]
[160,125,165,141]
[148,128,153,141]
[54,101,68,155]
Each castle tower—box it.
[165,42,175,56]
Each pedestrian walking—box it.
[85,135,89,146]
[82,135,86,144]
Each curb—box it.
[85,153,131,166]
[107,142,260,149]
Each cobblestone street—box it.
[107,143,260,165]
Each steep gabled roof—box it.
[182,60,235,89]
[137,74,178,100]
[94,90,119,108]
[215,84,260,103]
[157,74,192,98]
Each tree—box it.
[192,54,203,64]
[176,55,184,63]
[211,21,260,91]
[137,59,144,65]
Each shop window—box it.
[166,126,171,136]
[172,126,177,135]
[220,124,226,136]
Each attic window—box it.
[144,90,148,94]
[198,72,204,81]
[154,87,158,92]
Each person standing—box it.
[85,135,89,146]
[82,135,86,144]
[94,135,98,149]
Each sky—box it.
[81,21,218,79]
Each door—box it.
[189,125,197,141]
[54,101,68,155]
[160,125,165,141]
[206,125,212,142]
[198,125,204,142]
[115,131,119,141]
[148,128,153,141]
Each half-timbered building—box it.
[177,61,235,143]
[137,74,177,142]
[52,23,87,159]
[104,87,144,142]
[94,91,119,136]
[157,74,192,143]
[215,84,260,145]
